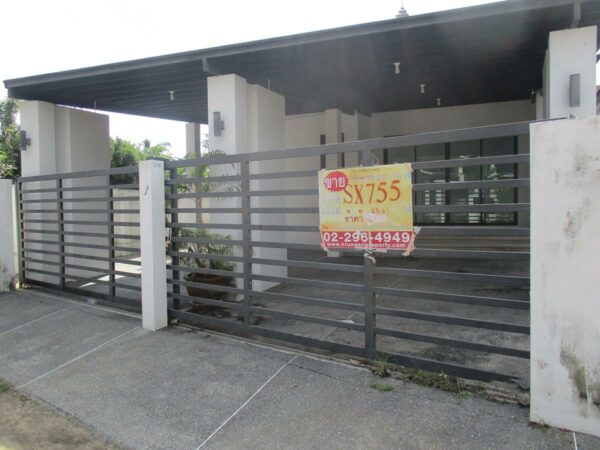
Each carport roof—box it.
[4,0,600,123]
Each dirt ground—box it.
[0,387,116,450]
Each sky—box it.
[0,0,595,157]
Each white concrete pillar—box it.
[207,74,288,291]
[545,26,597,119]
[324,109,342,168]
[0,180,18,291]
[246,83,288,290]
[185,122,201,158]
[139,160,168,331]
[19,101,58,284]
[530,116,600,437]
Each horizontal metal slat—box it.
[412,178,529,191]
[410,248,529,260]
[250,307,364,331]
[375,306,529,334]
[249,257,363,273]
[375,286,529,310]
[413,203,529,213]
[375,327,529,358]
[170,279,243,295]
[374,266,529,285]
[250,291,362,312]
[250,274,363,292]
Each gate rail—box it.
[164,121,531,384]
[17,165,142,311]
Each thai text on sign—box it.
[318,164,414,251]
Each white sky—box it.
[1,0,596,157]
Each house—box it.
[3,0,600,438]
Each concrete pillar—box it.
[0,180,18,291]
[139,160,168,331]
[19,101,111,285]
[185,123,201,158]
[324,109,342,168]
[206,74,287,291]
[246,83,288,290]
[19,101,58,284]
[530,116,600,437]
[545,26,597,119]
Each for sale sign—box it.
[318,164,414,251]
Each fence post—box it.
[57,178,65,290]
[361,148,377,360]
[240,161,253,325]
[107,176,116,300]
[169,167,180,310]
[139,160,168,331]
[364,253,377,360]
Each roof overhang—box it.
[4,0,600,123]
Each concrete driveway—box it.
[0,289,597,450]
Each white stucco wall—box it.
[0,180,17,291]
[207,74,287,291]
[546,26,597,119]
[530,116,600,437]
[19,101,111,284]
[370,100,535,137]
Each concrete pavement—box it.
[0,289,597,450]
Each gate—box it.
[164,122,531,384]
[16,166,142,311]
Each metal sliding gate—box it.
[164,122,531,384]
[16,166,142,311]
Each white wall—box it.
[19,101,111,284]
[546,26,597,119]
[0,180,17,291]
[530,116,600,437]
[371,100,535,137]
[206,74,287,291]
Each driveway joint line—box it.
[194,314,358,449]
[195,354,299,449]
[17,325,141,389]
[0,306,77,338]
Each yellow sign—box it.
[318,164,414,250]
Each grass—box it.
[370,353,391,378]
[0,378,11,393]
[368,378,394,392]
[400,368,467,399]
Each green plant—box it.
[401,368,466,398]
[0,98,21,180]
[368,378,394,392]
[179,228,235,273]
[0,377,11,393]
[371,353,391,378]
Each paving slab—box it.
[202,355,594,450]
[22,326,293,450]
[0,291,68,334]
[0,300,138,387]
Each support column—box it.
[185,123,201,158]
[530,116,600,437]
[0,180,18,291]
[139,160,167,331]
[545,26,597,119]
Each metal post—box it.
[169,167,180,310]
[57,178,65,289]
[361,148,377,359]
[15,181,25,286]
[241,161,253,326]
[364,252,377,360]
[107,176,116,300]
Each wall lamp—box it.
[20,130,31,151]
[213,111,225,137]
